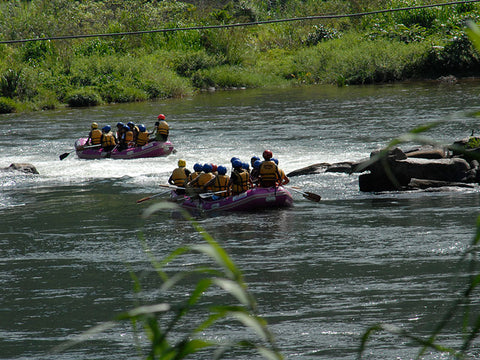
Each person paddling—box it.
[272,158,290,185]
[86,122,102,146]
[136,124,150,147]
[152,114,169,142]
[229,159,252,195]
[100,125,117,152]
[187,163,215,196]
[168,159,190,194]
[203,165,230,199]
[258,150,281,187]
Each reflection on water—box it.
[2,82,480,359]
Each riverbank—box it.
[1,0,480,114]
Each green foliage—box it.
[170,50,224,77]
[20,40,55,64]
[466,136,480,149]
[99,83,148,104]
[304,24,341,46]
[192,65,285,89]
[422,33,480,76]
[1,0,480,111]
[0,96,17,113]
[0,68,20,98]
[65,87,102,107]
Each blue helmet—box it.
[127,121,135,128]
[102,125,111,132]
[193,163,203,172]
[123,125,130,131]
[272,158,279,165]
[138,124,146,132]
[203,163,213,173]
[232,159,242,169]
[217,165,227,175]
[230,157,239,163]
[251,156,260,163]
[242,162,249,170]
[116,122,124,128]
[254,160,262,169]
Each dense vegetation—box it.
[1,0,480,112]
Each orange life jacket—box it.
[90,129,102,145]
[188,171,200,183]
[101,132,116,147]
[171,167,187,187]
[136,131,149,146]
[156,121,169,136]
[212,174,230,196]
[231,169,250,194]
[259,160,280,187]
[125,130,134,143]
[197,173,215,190]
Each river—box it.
[1,81,480,359]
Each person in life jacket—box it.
[258,150,281,187]
[250,156,260,169]
[186,163,203,187]
[168,159,191,194]
[119,125,134,150]
[136,124,150,147]
[115,122,126,150]
[187,163,216,195]
[87,122,102,145]
[101,125,117,152]
[152,114,169,141]
[251,159,262,185]
[203,165,230,198]
[127,121,139,143]
[229,159,252,195]
[272,158,290,185]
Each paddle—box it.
[159,185,227,199]
[136,189,171,203]
[59,144,101,160]
[159,184,184,190]
[199,190,228,199]
[287,186,321,202]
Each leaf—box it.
[212,278,253,308]
[467,21,480,54]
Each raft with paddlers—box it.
[169,185,294,213]
[73,137,174,160]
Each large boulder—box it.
[2,163,39,174]
[356,148,471,192]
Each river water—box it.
[2,81,480,359]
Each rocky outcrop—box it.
[287,142,480,192]
[287,161,360,177]
[1,163,39,174]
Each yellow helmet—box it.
[178,159,186,167]
[91,122,98,129]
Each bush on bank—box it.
[0,0,480,111]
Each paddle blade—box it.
[136,196,151,204]
[302,191,321,202]
[59,152,70,160]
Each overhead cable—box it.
[0,0,479,44]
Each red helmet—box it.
[211,164,218,172]
[157,114,166,120]
[263,150,273,160]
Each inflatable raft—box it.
[74,137,174,160]
[171,186,293,213]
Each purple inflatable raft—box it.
[170,186,294,213]
[74,138,174,160]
